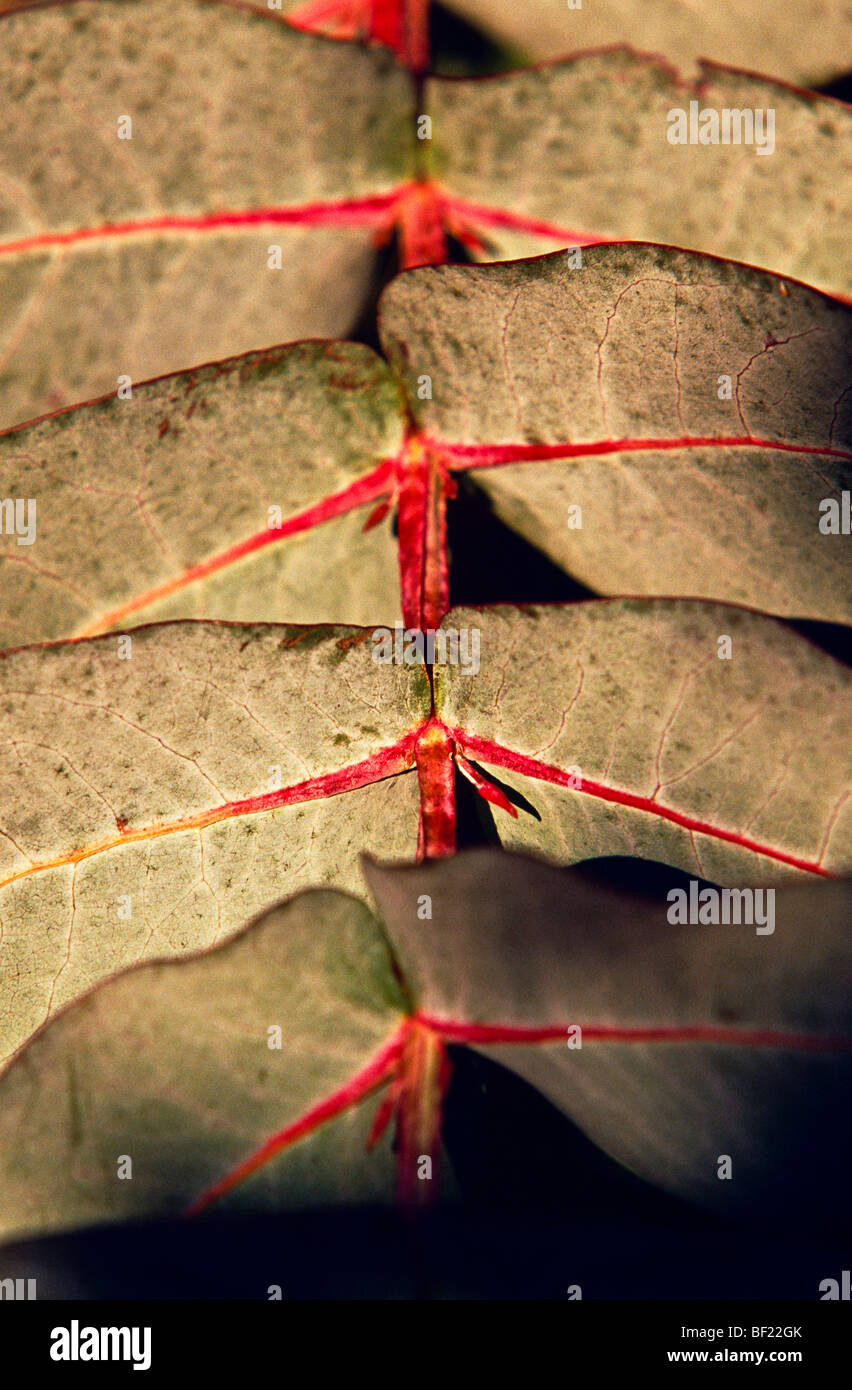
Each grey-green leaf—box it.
[381,246,852,622]
[0,341,404,646]
[435,601,852,883]
[0,620,427,1064]
[0,889,407,1241]
[428,54,852,297]
[366,848,852,1221]
[0,0,413,428]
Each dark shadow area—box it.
[347,232,477,359]
[443,1040,852,1237]
[818,72,852,102]
[783,618,852,669]
[447,476,599,606]
[430,2,515,75]
[344,237,400,356]
[569,853,763,899]
[453,763,502,849]
[443,1042,694,1222]
[1,1072,846,1300]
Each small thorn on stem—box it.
[456,752,518,817]
[363,497,393,532]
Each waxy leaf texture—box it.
[2,0,850,427]
[0,889,408,1237]
[1,600,849,1065]
[0,0,414,428]
[1,0,849,1255]
[0,851,847,1239]
[381,246,852,623]
[0,341,404,645]
[425,55,852,297]
[434,603,852,883]
[366,851,852,1221]
[6,0,845,87]
[2,247,850,640]
[0,621,426,1063]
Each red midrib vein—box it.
[1,719,833,888]
[73,460,393,639]
[0,186,609,263]
[451,729,834,877]
[0,194,401,259]
[415,1014,852,1053]
[434,435,852,468]
[184,1006,850,1215]
[0,732,418,893]
[12,427,846,645]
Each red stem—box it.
[396,183,449,269]
[415,722,457,859]
[184,1003,851,1216]
[395,438,430,629]
[395,437,451,629]
[370,0,430,73]
[394,1019,450,1208]
[422,444,451,629]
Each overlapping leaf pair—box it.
[0,0,849,1244]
